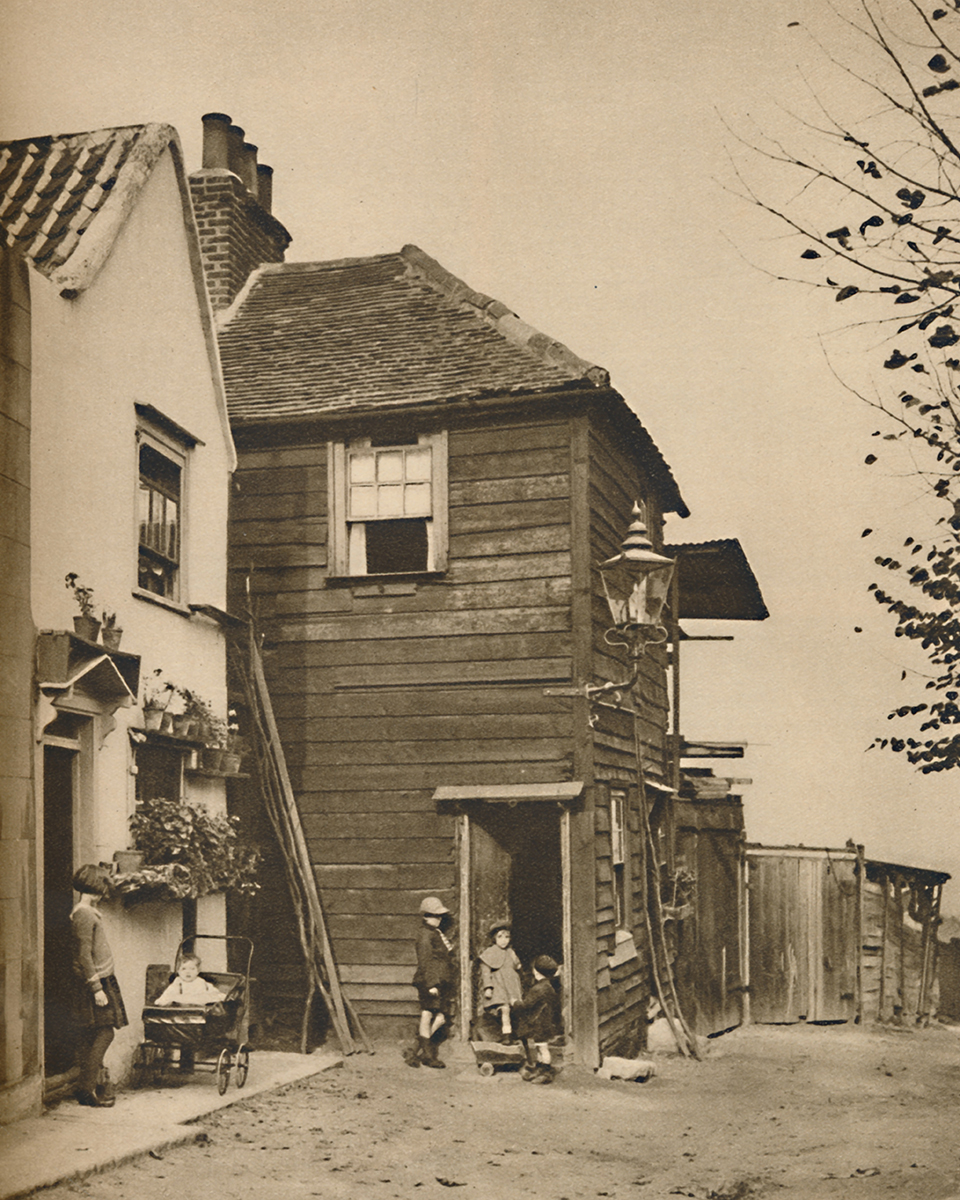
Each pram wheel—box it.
[478,1062,495,1077]
[216,1047,231,1095]
[235,1045,249,1088]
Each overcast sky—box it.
[5,0,958,907]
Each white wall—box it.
[29,146,236,1080]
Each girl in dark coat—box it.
[405,896,455,1068]
[71,864,128,1106]
[512,954,561,1083]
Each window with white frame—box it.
[329,431,448,576]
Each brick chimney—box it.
[189,113,292,311]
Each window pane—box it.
[377,484,404,516]
[376,451,404,482]
[406,447,432,480]
[365,519,429,573]
[349,453,375,483]
[404,482,431,515]
[349,485,377,518]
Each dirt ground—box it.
[34,1020,960,1200]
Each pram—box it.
[133,934,253,1095]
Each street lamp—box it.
[589,504,676,701]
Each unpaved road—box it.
[36,1021,960,1199]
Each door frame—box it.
[455,806,574,1043]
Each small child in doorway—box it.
[511,954,562,1084]
[478,920,523,1041]
[154,954,223,1007]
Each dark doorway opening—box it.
[43,743,77,1077]
[467,804,563,1026]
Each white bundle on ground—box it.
[595,1056,656,1082]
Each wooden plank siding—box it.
[229,411,581,1037]
[228,399,675,1054]
[584,408,671,1057]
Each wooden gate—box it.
[673,796,745,1036]
[745,847,859,1024]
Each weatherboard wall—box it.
[230,406,579,1036]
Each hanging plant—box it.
[115,797,260,907]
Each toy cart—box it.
[469,1038,528,1077]
[132,934,253,1096]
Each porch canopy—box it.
[433,782,585,807]
[664,538,769,621]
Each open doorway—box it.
[43,740,78,1078]
[464,804,564,1034]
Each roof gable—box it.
[0,123,178,295]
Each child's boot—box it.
[402,1038,421,1067]
[529,1062,555,1084]
[421,1033,445,1068]
[95,1067,116,1107]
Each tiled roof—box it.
[0,124,177,294]
[217,245,612,422]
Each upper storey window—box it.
[135,404,200,606]
[330,431,448,576]
[138,441,182,599]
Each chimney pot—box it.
[256,163,274,212]
[227,124,246,177]
[201,113,232,169]
[240,142,259,196]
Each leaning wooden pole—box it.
[247,625,373,1053]
[232,640,354,1053]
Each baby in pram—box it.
[153,953,223,1007]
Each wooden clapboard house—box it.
[191,115,766,1062]
[215,243,697,1062]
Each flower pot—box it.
[161,712,175,735]
[143,707,164,731]
[73,615,101,642]
[113,850,143,875]
[101,627,123,651]
[221,752,241,774]
[201,747,224,772]
[173,715,196,738]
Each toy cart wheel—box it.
[478,1061,495,1077]
[235,1045,249,1088]
[216,1047,231,1095]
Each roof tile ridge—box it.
[277,250,405,273]
[399,243,610,388]
[48,124,181,295]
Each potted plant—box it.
[101,609,123,651]
[174,686,217,740]
[65,573,100,641]
[115,796,260,906]
[141,669,175,731]
[221,711,247,774]
[200,712,228,772]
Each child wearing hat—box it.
[511,954,562,1083]
[405,896,455,1069]
[478,921,522,1041]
